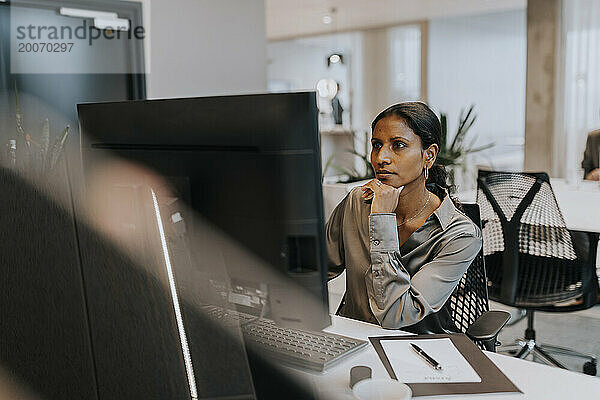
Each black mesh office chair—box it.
[476,170,599,375]
[452,203,510,352]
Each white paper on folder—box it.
[380,338,481,383]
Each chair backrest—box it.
[476,170,598,308]
[448,203,490,334]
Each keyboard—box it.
[202,305,368,371]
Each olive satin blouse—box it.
[326,187,482,332]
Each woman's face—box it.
[370,115,435,189]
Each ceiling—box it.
[266,0,526,40]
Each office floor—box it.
[493,301,600,377]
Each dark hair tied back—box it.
[426,164,454,201]
[371,102,459,205]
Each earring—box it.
[424,167,429,180]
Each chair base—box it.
[499,339,597,376]
[498,310,597,376]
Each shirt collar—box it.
[431,192,455,231]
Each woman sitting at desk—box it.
[326,102,482,333]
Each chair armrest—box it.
[466,310,511,351]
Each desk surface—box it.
[289,315,600,399]
[456,178,600,233]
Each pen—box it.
[410,343,442,370]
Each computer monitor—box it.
[77,91,330,332]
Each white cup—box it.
[352,378,412,400]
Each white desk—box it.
[308,178,600,398]
[289,315,600,399]
[550,179,600,233]
[456,178,600,233]
[312,276,600,399]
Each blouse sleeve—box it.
[325,194,348,279]
[365,213,482,329]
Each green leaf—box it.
[40,118,50,167]
[436,104,496,169]
[466,143,495,154]
[450,105,476,152]
[466,135,478,150]
[440,113,448,151]
[14,81,26,142]
[346,149,375,179]
[455,106,473,138]
[324,145,375,183]
[346,148,367,160]
[436,154,458,166]
[332,164,359,179]
[49,125,70,170]
[322,152,337,181]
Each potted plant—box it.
[4,82,70,182]
[437,105,493,190]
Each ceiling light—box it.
[60,7,118,20]
[327,53,344,67]
[94,17,130,31]
[322,15,332,24]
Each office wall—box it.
[267,27,422,134]
[267,27,422,179]
[267,34,356,124]
[428,9,527,171]
[359,24,423,128]
[144,0,267,98]
[267,34,360,178]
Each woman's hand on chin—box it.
[361,179,404,213]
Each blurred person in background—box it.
[582,127,600,181]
